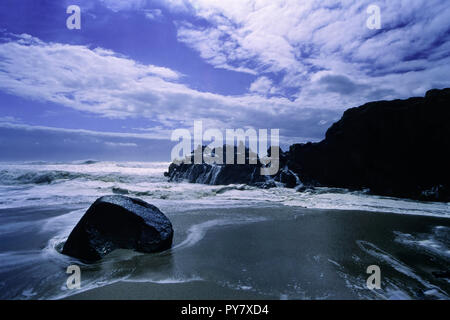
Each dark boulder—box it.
[166,145,271,186]
[62,195,173,262]
[165,145,298,189]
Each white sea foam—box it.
[123,276,203,284]
[0,161,448,217]
[0,251,42,272]
[357,240,448,299]
[394,226,450,260]
[173,217,267,251]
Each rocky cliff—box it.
[166,88,450,202]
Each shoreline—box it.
[61,207,450,300]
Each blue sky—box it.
[0,0,449,161]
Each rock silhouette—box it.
[166,88,450,202]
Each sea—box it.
[0,161,448,300]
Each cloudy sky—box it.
[0,0,449,161]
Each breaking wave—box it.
[0,161,448,216]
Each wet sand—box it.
[66,208,450,300]
[66,280,276,300]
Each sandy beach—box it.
[65,207,450,300]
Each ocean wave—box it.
[111,187,154,197]
[13,171,88,184]
[0,161,448,218]
[108,184,254,199]
[281,188,450,218]
[0,169,145,186]
[214,184,253,194]
[72,160,100,165]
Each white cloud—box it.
[105,141,138,147]
[0,121,173,161]
[91,0,450,113]
[0,116,21,124]
[5,0,450,149]
[176,23,258,75]
[249,76,273,95]
[170,0,450,102]
[0,121,170,140]
[100,0,148,12]
[144,9,163,20]
[0,34,337,143]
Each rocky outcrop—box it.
[165,146,300,189]
[62,195,173,262]
[166,88,450,202]
[287,88,450,201]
